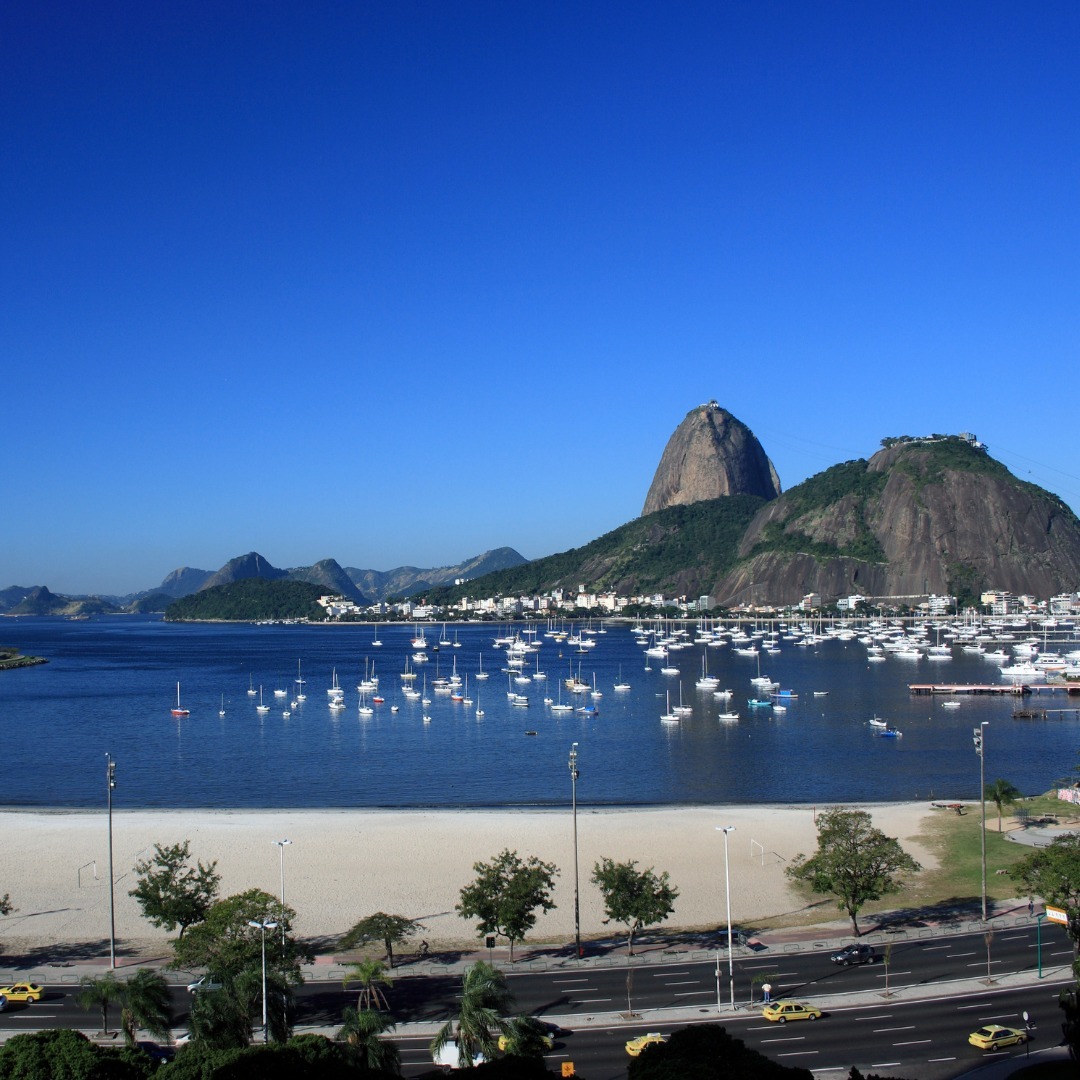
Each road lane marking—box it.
[870,1062,901,1068]
[575,997,613,1004]
[893,1040,931,1046]
[552,977,592,983]
[873,1026,915,1033]
[855,1014,892,1020]
[662,980,700,986]
[652,970,691,977]
[956,1002,993,1010]
[927,1057,957,1062]
[761,1036,805,1044]
[947,951,977,958]
[674,990,713,997]
[778,1051,819,1057]
[873,971,911,978]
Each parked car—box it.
[968,1025,1028,1051]
[186,974,223,993]
[830,944,877,966]
[762,1000,822,1023]
[0,983,42,1003]
[0,995,7,1012]
[498,1020,563,1051]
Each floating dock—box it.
[908,683,1080,696]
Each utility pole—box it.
[974,723,989,921]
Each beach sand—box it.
[0,803,936,963]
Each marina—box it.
[0,614,1077,809]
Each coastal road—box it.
[0,923,1072,1076]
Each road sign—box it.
[1045,905,1068,925]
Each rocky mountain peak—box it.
[642,401,781,516]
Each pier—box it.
[908,682,1080,696]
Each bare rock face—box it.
[712,440,1080,605]
[642,402,781,516]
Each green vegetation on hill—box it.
[428,495,766,603]
[165,580,326,622]
[745,460,888,565]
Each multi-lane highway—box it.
[0,922,1073,1077]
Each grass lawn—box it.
[765,794,1080,932]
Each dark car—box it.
[830,943,877,965]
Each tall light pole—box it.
[974,723,989,921]
[717,825,736,1011]
[273,839,292,945]
[569,743,581,958]
[106,753,117,969]
[248,918,278,1043]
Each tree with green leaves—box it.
[984,778,1022,832]
[338,1007,401,1074]
[786,807,922,937]
[1012,832,1080,951]
[129,840,220,938]
[0,893,11,916]
[591,857,679,955]
[343,958,392,1011]
[499,1015,555,1060]
[456,849,558,960]
[0,1029,152,1080]
[340,912,423,969]
[118,969,172,1047]
[430,960,513,1069]
[76,971,126,1036]
[171,888,305,984]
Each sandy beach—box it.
[0,804,936,962]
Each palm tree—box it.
[342,957,392,1011]
[118,969,172,1047]
[500,1015,554,1059]
[76,972,124,1035]
[430,960,513,1069]
[985,778,1022,832]
[338,1006,401,1074]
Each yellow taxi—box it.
[968,1025,1028,1051]
[0,983,43,1003]
[625,1032,667,1056]
[762,999,821,1023]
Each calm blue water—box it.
[0,617,1074,808]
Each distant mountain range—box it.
[0,548,528,617]
[6,402,1080,619]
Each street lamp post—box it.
[569,743,581,959]
[717,825,736,1011]
[1035,911,1046,978]
[106,754,117,969]
[974,723,989,921]
[248,918,279,1043]
[273,839,292,945]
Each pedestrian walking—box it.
[762,982,772,1004]
[1028,897,1034,916]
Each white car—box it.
[431,1040,486,1068]
[186,975,223,993]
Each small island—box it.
[0,646,48,670]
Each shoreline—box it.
[0,802,938,960]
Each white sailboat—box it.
[295,660,307,701]
[256,686,269,714]
[218,693,225,718]
[660,690,679,724]
[475,652,489,680]
[247,674,257,697]
[614,665,631,691]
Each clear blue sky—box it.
[4,1,1079,596]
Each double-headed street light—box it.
[974,723,989,921]
[247,918,279,1043]
[569,743,581,959]
[272,839,292,945]
[716,825,736,1011]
